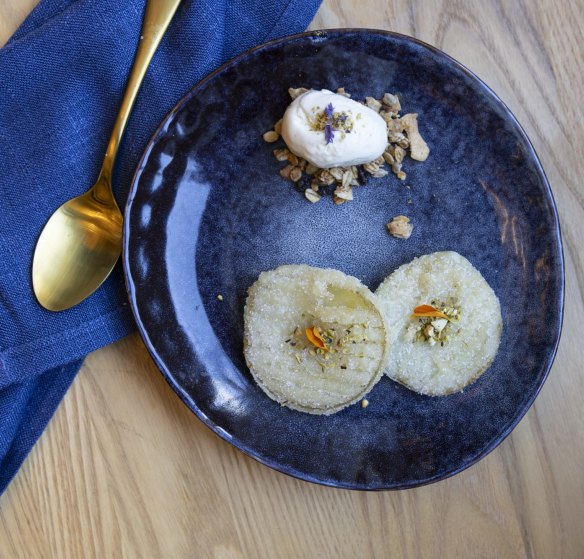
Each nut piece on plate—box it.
[243,265,390,415]
[400,113,429,161]
[382,92,401,114]
[387,215,413,239]
[304,188,321,203]
[263,130,279,143]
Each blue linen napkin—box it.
[0,0,321,495]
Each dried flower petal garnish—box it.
[309,102,354,145]
[313,326,329,346]
[306,326,327,349]
[411,305,450,320]
[324,103,334,144]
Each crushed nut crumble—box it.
[387,215,413,239]
[409,301,462,346]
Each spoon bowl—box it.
[32,176,122,311]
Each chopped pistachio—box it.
[412,300,461,346]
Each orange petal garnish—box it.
[411,304,449,320]
[313,327,327,344]
[306,326,326,349]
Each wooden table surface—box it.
[1,1,583,557]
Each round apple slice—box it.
[375,251,502,396]
[243,265,390,414]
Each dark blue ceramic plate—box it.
[123,30,564,490]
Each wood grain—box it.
[1,1,583,557]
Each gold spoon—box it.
[32,0,182,311]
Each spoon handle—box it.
[97,0,182,190]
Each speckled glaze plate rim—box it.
[122,29,564,490]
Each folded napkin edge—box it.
[5,0,82,49]
[265,0,320,40]
[0,359,82,495]
[1,305,134,389]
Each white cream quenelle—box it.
[281,89,388,168]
